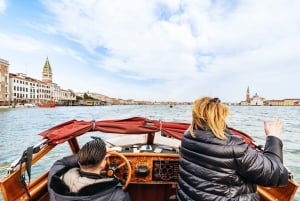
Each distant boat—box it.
[14,103,35,108]
[14,103,25,108]
[37,99,55,108]
[24,103,36,108]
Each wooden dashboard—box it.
[108,145,180,184]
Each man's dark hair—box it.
[78,138,107,168]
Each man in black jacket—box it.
[176,97,288,201]
[48,138,131,201]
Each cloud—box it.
[0,33,44,52]
[42,0,199,81]
[0,0,6,14]
[1,0,300,102]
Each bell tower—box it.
[246,86,250,103]
[42,57,52,83]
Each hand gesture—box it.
[264,118,283,138]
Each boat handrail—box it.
[6,139,48,175]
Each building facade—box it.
[9,73,52,105]
[240,87,265,106]
[249,93,265,106]
[266,99,300,106]
[0,59,10,106]
[0,57,76,106]
[240,87,300,106]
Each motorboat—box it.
[0,117,298,201]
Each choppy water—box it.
[0,105,299,200]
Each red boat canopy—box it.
[39,117,256,148]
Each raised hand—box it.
[264,118,283,138]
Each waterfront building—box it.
[0,59,10,106]
[60,88,77,105]
[282,99,300,106]
[266,99,300,106]
[9,73,47,105]
[249,93,265,106]
[240,87,265,106]
[240,87,300,106]
[1,57,76,106]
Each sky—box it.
[0,0,299,103]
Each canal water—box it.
[0,105,299,200]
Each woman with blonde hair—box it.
[176,96,288,201]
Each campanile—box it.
[42,57,52,83]
[246,86,250,103]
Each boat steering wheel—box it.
[105,151,132,190]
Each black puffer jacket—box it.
[176,129,288,201]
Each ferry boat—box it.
[0,117,298,201]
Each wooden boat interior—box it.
[0,117,298,201]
